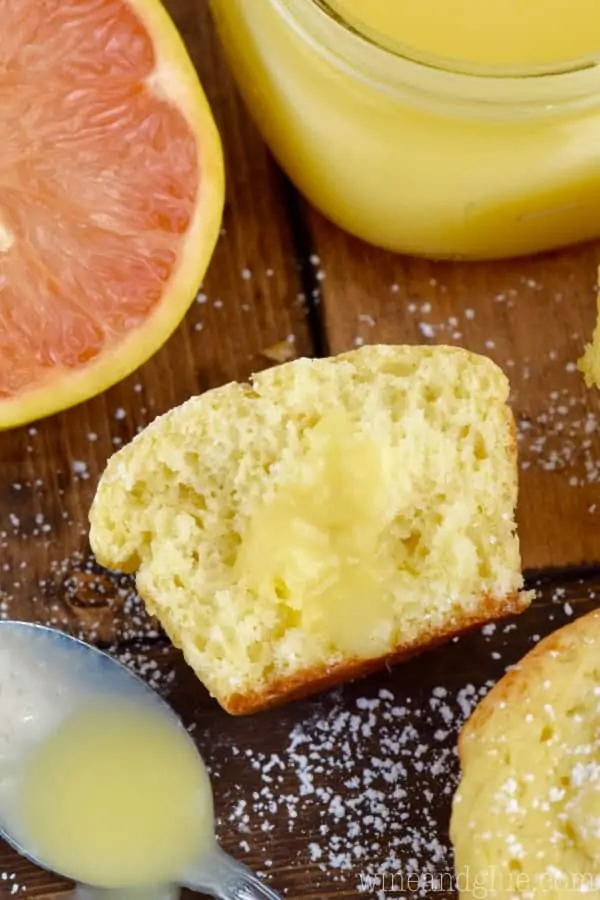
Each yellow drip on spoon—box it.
[15,699,214,889]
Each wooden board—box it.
[1,0,600,898]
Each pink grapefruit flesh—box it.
[0,0,224,427]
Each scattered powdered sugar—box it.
[114,646,177,696]
[0,872,26,895]
[72,460,90,480]
[517,394,599,486]
[207,680,493,895]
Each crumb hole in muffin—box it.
[540,724,554,742]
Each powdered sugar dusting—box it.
[203,676,498,894]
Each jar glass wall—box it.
[210,0,600,260]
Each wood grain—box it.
[3,577,598,899]
[306,207,600,572]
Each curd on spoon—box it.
[0,622,281,900]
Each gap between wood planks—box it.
[280,175,331,359]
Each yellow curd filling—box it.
[211,0,600,258]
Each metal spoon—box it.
[0,620,281,900]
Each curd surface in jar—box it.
[328,0,600,67]
[210,0,600,259]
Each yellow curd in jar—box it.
[210,0,600,259]
[328,0,600,68]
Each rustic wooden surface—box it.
[1,1,599,898]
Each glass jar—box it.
[210,0,600,260]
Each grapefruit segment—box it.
[0,0,224,427]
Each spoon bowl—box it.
[0,621,281,900]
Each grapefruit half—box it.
[0,0,224,428]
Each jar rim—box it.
[316,0,600,79]
[273,0,600,113]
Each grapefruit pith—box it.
[0,0,224,429]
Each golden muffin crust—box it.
[451,609,600,899]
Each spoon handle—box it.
[182,847,282,900]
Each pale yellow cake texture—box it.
[89,344,530,714]
[451,609,600,899]
[579,287,600,389]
